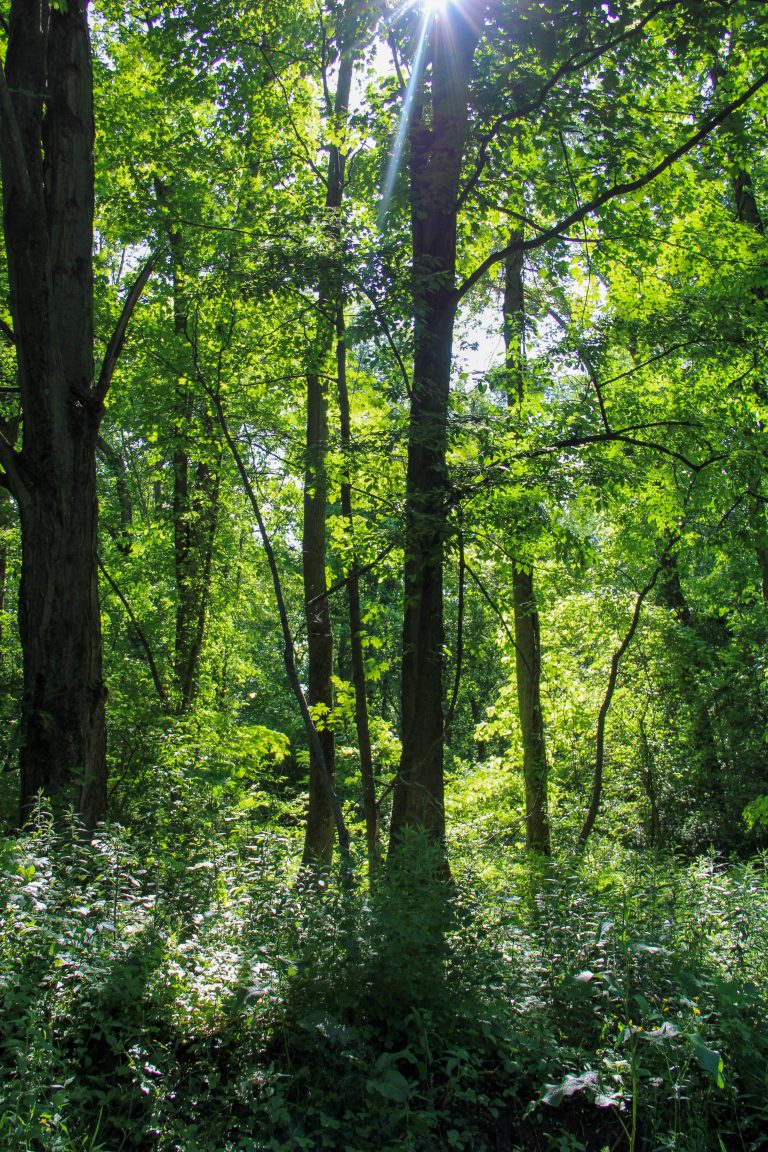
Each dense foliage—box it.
[1,0,768,1148]
[2,808,768,1152]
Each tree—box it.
[387,0,768,852]
[503,243,550,855]
[389,0,484,849]
[0,1,149,827]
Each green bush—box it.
[1,811,766,1151]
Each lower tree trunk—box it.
[173,443,221,713]
[512,564,551,854]
[302,366,336,865]
[505,241,551,855]
[389,304,455,847]
[1,0,108,831]
[18,440,106,829]
[0,481,14,669]
[337,311,380,871]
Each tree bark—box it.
[0,3,150,829]
[503,242,551,855]
[0,1,107,828]
[389,4,482,849]
[337,308,380,871]
[301,0,362,863]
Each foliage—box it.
[2,1,768,1148]
[1,809,767,1152]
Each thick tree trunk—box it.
[0,1,108,828]
[504,243,551,855]
[391,4,481,852]
[389,5,481,849]
[19,451,106,827]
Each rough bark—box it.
[0,2,150,828]
[0,1,106,828]
[389,4,482,849]
[503,242,551,855]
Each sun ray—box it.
[377,12,432,225]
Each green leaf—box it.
[366,1067,411,1103]
[691,1038,725,1088]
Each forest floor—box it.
[1,809,767,1152]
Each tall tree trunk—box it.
[302,346,336,861]
[154,184,221,715]
[0,421,19,671]
[731,163,768,600]
[0,1,107,828]
[656,551,722,806]
[503,243,551,855]
[337,308,380,871]
[389,4,482,849]
[301,0,362,863]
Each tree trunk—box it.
[730,162,768,601]
[656,551,722,806]
[301,0,362,863]
[0,1,108,828]
[302,349,336,862]
[19,459,106,827]
[337,308,380,871]
[580,566,661,844]
[154,187,222,715]
[504,242,551,855]
[389,4,482,849]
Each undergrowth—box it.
[1,807,766,1151]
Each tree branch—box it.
[457,68,768,301]
[94,252,157,407]
[578,556,668,843]
[0,60,33,205]
[98,557,168,707]
[456,1,672,211]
